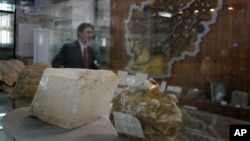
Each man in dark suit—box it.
[52,23,97,69]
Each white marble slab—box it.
[31,68,120,129]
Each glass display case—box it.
[1,0,250,140]
[109,0,250,119]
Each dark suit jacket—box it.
[52,41,97,69]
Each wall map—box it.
[125,0,223,78]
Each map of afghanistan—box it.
[125,0,223,78]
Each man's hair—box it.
[77,23,94,37]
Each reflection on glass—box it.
[125,0,222,78]
[0,12,14,59]
[0,14,13,44]
[0,3,15,12]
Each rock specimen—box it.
[31,68,120,129]
[111,79,182,141]
[0,59,25,92]
[11,63,51,99]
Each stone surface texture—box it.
[111,79,182,141]
[11,63,51,99]
[0,59,25,92]
[31,68,120,129]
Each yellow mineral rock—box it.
[111,79,182,141]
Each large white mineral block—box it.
[30,68,120,129]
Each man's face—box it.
[78,27,93,43]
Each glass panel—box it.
[0,0,249,140]
[33,28,76,64]
[0,1,15,12]
[108,0,250,130]
[0,12,14,59]
[109,0,250,103]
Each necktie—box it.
[83,47,88,68]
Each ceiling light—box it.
[228,7,234,11]
[210,8,215,12]
[158,11,172,18]
[194,9,199,14]
[0,113,6,117]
